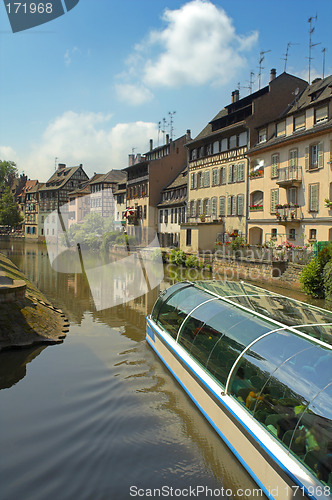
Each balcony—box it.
[276,166,302,187]
[275,206,301,225]
[249,169,264,180]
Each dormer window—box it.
[294,113,305,131]
[315,106,328,124]
[276,121,286,137]
[258,129,267,144]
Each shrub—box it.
[230,236,245,252]
[101,231,119,252]
[185,255,199,268]
[323,261,332,302]
[300,257,325,298]
[175,250,187,266]
[169,249,177,264]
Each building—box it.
[247,74,332,245]
[113,179,127,230]
[39,163,89,239]
[157,167,187,248]
[181,70,308,252]
[123,132,190,246]
[89,170,127,219]
[24,181,43,240]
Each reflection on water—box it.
[4,240,329,499]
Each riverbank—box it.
[0,252,69,350]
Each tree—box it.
[0,160,18,191]
[0,188,24,228]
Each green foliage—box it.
[185,255,199,268]
[300,257,325,298]
[323,261,332,302]
[66,212,114,250]
[175,250,187,266]
[169,249,177,263]
[150,248,163,262]
[0,160,18,191]
[0,188,23,227]
[101,231,120,252]
[230,236,245,252]
[300,244,332,299]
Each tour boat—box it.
[146,280,332,499]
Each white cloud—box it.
[116,0,258,100]
[1,111,159,181]
[64,46,80,67]
[115,83,154,106]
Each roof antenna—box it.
[258,50,271,89]
[282,42,299,72]
[307,14,321,83]
[54,156,58,171]
[168,111,176,140]
[322,47,327,79]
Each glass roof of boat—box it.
[194,280,332,347]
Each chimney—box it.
[136,153,142,163]
[149,139,153,151]
[270,68,276,81]
[166,134,170,144]
[128,154,134,167]
[186,129,191,141]
[231,90,239,103]
[58,163,66,170]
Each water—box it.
[1,240,327,500]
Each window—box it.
[238,131,247,147]
[227,196,237,216]
[171,209,174,223]
[197,172,203,188]
[294,113,305,131]
[314,105,328,124]
[258,129,267,143]
[197,199,203,216]
[205,144,212,156]
[305,143,324,170]
[190,200,196,217]
[220,167,226,185]
[309,228,317,240]
[203,198,210,215]
[229,135,237,149]
[164,210,168,224]
[212,168,219,186]
[211,197,217,217]
[219,196,226,216]
[213,141,219,154]
[174,209,177,224]
[270,189,279,213]
[186,229,192,246]
[288,188,297,205]
[250,190,264,210]
[289,149,298,168]
[309,183,319,212]
[271,154,279,178]
[190,149,197,160]
[271,228,277,239]
[276,121,286,137]
[289,228,296,240]
[237,163,245,182]
[228,164,239,183]
[203,171,210,187]
[220,138,228,152]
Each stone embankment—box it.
[0,252,69,351]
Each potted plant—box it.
[199,213,206,222]
[324,198,332,208]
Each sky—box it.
[0,0,331,182]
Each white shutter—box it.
[237,163,244,182]
[233,164,238,183]
[228,165,233,183]
[305,146,310,171]
[289,149,297,168]
[271,154,279,178]
[270,189,279,213]
[232,196,237,216]
[211,197,217,216]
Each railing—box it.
[214,244,314,264]
[276,166,301,185]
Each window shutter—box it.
[270,189,279,213]
[237,194,244,216]
[305,146,310,171]
[309,184,319,211]
[289,149,297,168]
[220,167,226,184]
[219,196,225,216]
[211,197,217,216]
[228,165,233,183]
[204,171,210,187]
[237,163,244,182]
[190,173,195,189]
[233,164,238,182]
[271,155,279,178]
[227,196,232,215]
[318,142,324,168]
[232,196,237,216]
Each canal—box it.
[0,240,329,500]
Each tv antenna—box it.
[283,42,299,72]
[307,15,321,83]
[322,47,327,79]
[258,50,271,89]
[168,111,176,140]
[54,156,58,171]
[238,72,254,95]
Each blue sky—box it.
[1,0,331,181]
